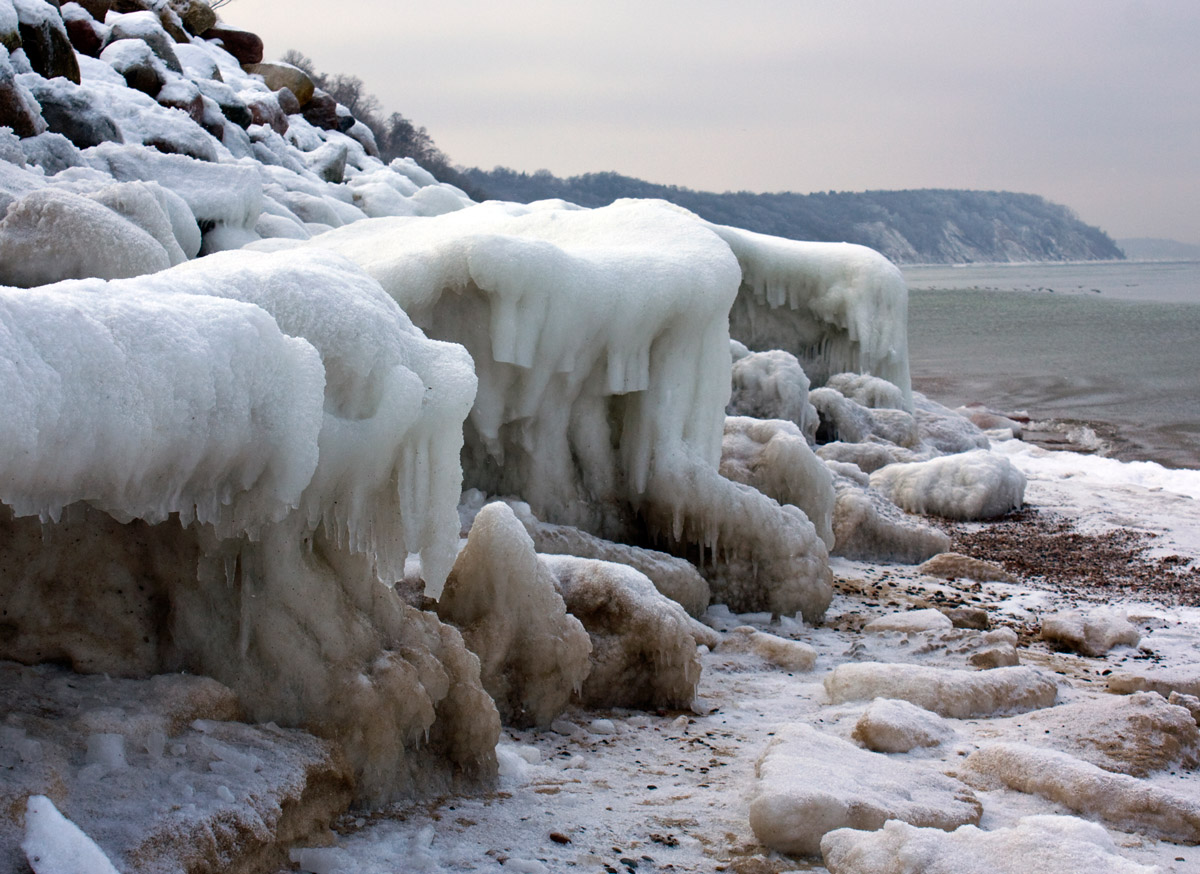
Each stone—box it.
[100,38,167,96]
[195,77,252,128]
[64,15,104,57]
[863,608,953,634]
[201,24,263,65]
[244,89,287,134]
[825,663,1058,718]
[919,552,1015,583]
[23,75,123,148]
[75,0,112,21]
[16,2,81,83]
[1108,663,1200,699]
[851,698,956,753]
[244,60,315,106]
[103,10,183,73]
[0,50,46,138]
[275,84,301,115]
[942,606,991,630]
[302,88,342,131]
[169,0,216,37]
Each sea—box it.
[902,260,1200,471]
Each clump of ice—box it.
[824,663,1058,718]
[965,742,1200,842]
[1040,607,1142,657]
[826,372,908,411]
[437,502,591,728]
[863,608,953,634]
[870,449,1026,520]
[820,815,1157,874]
[1109,663,1200,699]
[748,723,980,856]
[829,471,951,563]
[727,348,819,439]
[918,552,1015,583]
[851,698,956,753]
[719,626,817,672]
[22,795,120,874]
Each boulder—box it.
[99,37,167,96]
[201,24,263,65]
[168,0,216,37]
[825,663,1058,718]
[75,0,112,20]
[919,551,1015,583]
[870,450,1026,521]
[0,47,46,137]
[244,60,314,106]
[243,88,287,134]
[63,11,104,57]
[303,88,353,132]
[195,77,252,128]
[103,10,183,73]
[23,75,123,148]
[852,698,956,752]
[1040,608,1141,657]
[16,0,81,82]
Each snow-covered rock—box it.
[718,626,817,672]
[1108,663,1200,699]
[727,347,819,439]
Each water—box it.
[902,260,1200,470]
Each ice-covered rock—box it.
[1040,607,1142,657]
[863,608,953,634]
[748,723,980,856]
[826,372,908,411]
[967,627,1019,668]
[718,626,817,672]
[918,552,1015,583]
[1108,663,1200,699]
[720,416,835,549]
[829,472,951,563]
[820,816,1157,874]
[542,555,701,710]
[436,502,591,728]
[870,449,1026,520]
[727,348,819,439]
[965,742,1200,842]
[851,697,956,752]
[824,663,1058,717]
[817,439,907,474]
[912,392,991,453]
[22,795,120,874]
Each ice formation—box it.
[718,626,818,672]
[918,552,1015,583]
[869,449,1027,520]
[713,226,912,406]
[436,502,591,728]
[727,347,819,439]
[851,698,956,753]
[863,608,953,634]
[1108,663,1200,699]
[541,555,702,710]
[1040,607,1142,657]
[828,469,951,563]
[824,663,1058,718]
[22,795,120,874]
[820,816,1158,874]
[748,724,981,856]
[965,742,1200,842]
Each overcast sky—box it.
[230,0,1200,244]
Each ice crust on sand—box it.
[851,698,956,752]
[824,663,1058,717]
[965,742,1200,842]
[1040,607,1142,657]
[436,502,591,728]
[748,723,981,856]
[820,816,1157,874]
[870,449,1026,520]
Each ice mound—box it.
[911,392,991,453]
[870,449,1026,520]
[713,226,912,406]
[1000,692,1200,777]
[829,472,951,563]
[863,608,953,634]
[541,555,701,710]
[820,815,1157,874]
[918,552,1015,583]
[727,347,819,439]
[720,416,835,549]
[965,742,1200,842]
[22,795,120,874]
[436,502,591,728]
[748,723,981,856]
[817,439,906,474]
[1040,607,1142,657]
[287,199,834,620]
[851,698,956,752]
[718,626,817,672]
[825,372,908,411]
[1109,663,1200,699]
[824,663,1058,718]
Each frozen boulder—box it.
[870,450,1026,520]
[102,10,182,73]
[956,402,1025,438]
[965,742,1200,842]
[100,37,167,96]
[436,502,591,729]
[14,0,80,83]
[245,60,315,106]
[23,75,123,148]
[810,386,874,444]
[829,473,951,564]
[22,795,120,874]
[542,555,701,711]
[720,416,835,549]
[749,724,980,856]
[1108,663,1200,699]
[0,44,47,137]
[826,371,908,410]
[824,663,1058,718]
[0,187,172,285]
[727,348,819,439]
[1170,691,1200,726]
[918,552,1015,583]
[912,392,990,453]
[851,698,956,753]
[817,439,905,474]
[1040,607,1141,657]
[820,816,1157,874]
[718,626,817,672]
[863,608,953,634]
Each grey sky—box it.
[231,0,1200,243]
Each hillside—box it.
[466,168,1125,264]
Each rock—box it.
[1108,663,1200,699]
[956,403,1024,438]
[967,631,1019,668]
[912,392,991,453]
[100,37,167,96]
[154,3,189,44]
[749,724,981,856]
[243,89,287,134]
[195,77,251,128]
[302,88,349,131]
[0,47,46,137]
[851,698,956,752]
[965,742,1200,843]
[64,14,104,57]
[817,440,902,474]
[728,348,819,439]
[275,84,301,115]
[821,816,1159,874]
[103,10,183,73]
[863,608,953,634]
[941,606,991,630]
[244,60,315,106]
[1170,691,1200,726]
[168,0,215,37]
[75,0,112,21]
[16,0,82,83]
[155,76,206,127]
[825,663,1058,718]
[1040,608,1141,657]
[201,24,263,65]
[304,139,348,183]
[919,552,1015,583]
[23,75,123,147]
[18,131,84,173]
